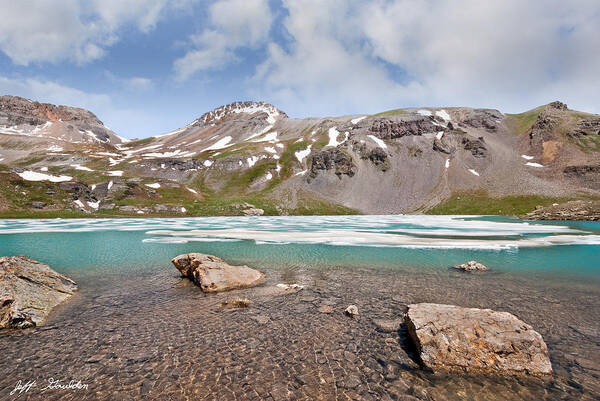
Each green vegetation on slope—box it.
[371,109,408,117]
[505,106,544,135]
[426,190,588,216]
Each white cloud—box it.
[0,0,196,65]
[0,76,111,112]
[126,77,154,91]
[251,0,600,115]
[102,71,154,92]
[173,0,273,81]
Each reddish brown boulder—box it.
[405,303,552,376]
[1,255,77,329]
[171,253,264,293]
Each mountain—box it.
[0,97,599,217]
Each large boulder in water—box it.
[171,253,265,293]
[405,303,552,376]
[0,256,77,329]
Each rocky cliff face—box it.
[0,98,598,216]
[0,96,126,164]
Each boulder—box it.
[31,201,46,209]
[344,305,359,319]
[243,207,264,216]
[405,303,552,376]
[451,260,489,272]
[0,256,77,329]
[171,253,265,293]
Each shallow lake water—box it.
[0,216,598,400]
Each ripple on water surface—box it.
[0,216,598,400]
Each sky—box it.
[0,0,598,139]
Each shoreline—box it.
[1,259,598,400]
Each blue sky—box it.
[0,0,599,139]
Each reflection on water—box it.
[0,216,598,400]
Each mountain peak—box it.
[0,95,125,145]
[0,95,103,125]
[198,101,287,125]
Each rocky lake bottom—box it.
[0,216,598,400]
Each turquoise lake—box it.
[0,215,598,279]
[1,215,599,400]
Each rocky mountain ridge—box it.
[0,97,599,217]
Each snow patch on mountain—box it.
[254,131,278,143]
[327,127,348,147]
[202,136,233,152]
[368,135,387,149]
[295,145,312,164]
[17,171,72,182]
[435,110,451,121]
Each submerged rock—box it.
[318,305,334,314]
[0,255,77,329]
[373,318,404,333]
[171,253,265,293]
[451,260,489,272]
[221,298,252,309]
[405,303,552,376]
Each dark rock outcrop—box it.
[462,136,487,157]
[369,117,440,140]
[433,138,451,154]
[355,142,389,171]
[548,101,568,110]
[405,303,552,376]
[567,118,600,139]
[309,148,356,179]
[0,256,77,329]
[459,109,503,132]
[171,253,265,293]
